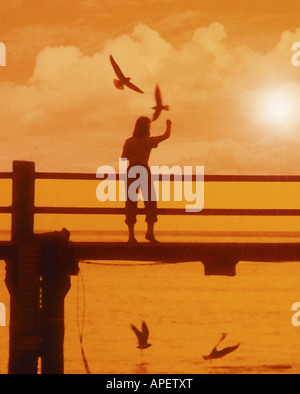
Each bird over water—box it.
[131,321,152,349]
[110,55,144,94]
[203,333,240,360]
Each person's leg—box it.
[144,168,158,242]
[126,171,138,243]
[127,222,138,244]
[145,221,157,243]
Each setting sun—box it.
[263,93,293,124]
[251,87,299,130]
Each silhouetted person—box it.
[122,117,171,243]
[203,333,240,360]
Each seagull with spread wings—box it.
[130,321,152,350]
[152,85,170,122]
[110,55,144,94]
[203,333,240,360]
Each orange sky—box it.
[0,0,300,174]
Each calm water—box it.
[1,233,300,374]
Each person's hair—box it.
[133,116,151,139]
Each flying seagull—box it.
[130,321,152,349]
[203,333,240,360]
[152,85,170,122]
[110,55,144,94]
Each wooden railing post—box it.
[5,161,40,374]
[11,161,35,241]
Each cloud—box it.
[1,23,300,173]
[155,10,201,30]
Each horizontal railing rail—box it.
[0,207,12,214]
[35,172,300,182]
[2,170,300,182]
[34,207,300,216]
[0,172,12,179]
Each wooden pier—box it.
[1,160,300,374]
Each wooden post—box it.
[5,161,40,374]
[11,161,35,242]
[39,229,77,374]
[40,274,71,374]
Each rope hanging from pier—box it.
[76,268,91,375]
[79,260,192,267]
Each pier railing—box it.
[2,166,300,219]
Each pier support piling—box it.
[6,161,40,374]
[39,229,78,374]
[40,274,71,374]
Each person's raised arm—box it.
[153,119,172,144]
